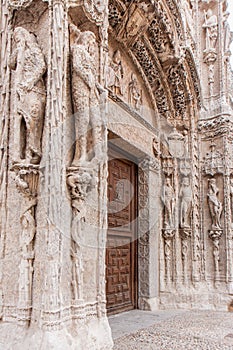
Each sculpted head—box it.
[13,27,34,46]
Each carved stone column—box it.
[162,229,175,287]
[209,229,223,287]
[138,156,161,310]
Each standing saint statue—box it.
[202,9,218,50]
[161,177,176,229]
[70,24,105,165]
[128,73,142,111]
[179,177,192,228]
[107,49,124,95]
[207,178,222,230]
[9,27,46,165]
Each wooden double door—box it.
[106,149,138,314]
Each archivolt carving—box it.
[132,39,172,119]
[167,64,187,120]
[83,0,107,24]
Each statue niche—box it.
[70,24,105,166]
[10,27,46,165]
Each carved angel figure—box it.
[10,27,46,165]
[203,9,218,50]
[207,178,222,230]
[161,177,175,229]
[70,24,104,165]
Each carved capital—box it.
[139,156,160,173]
[180,228,191,240]
[67,166,96,215]
[162,229,175,240]
[209,229,223,242]
[11,164,40,198]
[203,49,217,64]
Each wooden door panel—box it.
[106,152,137,314]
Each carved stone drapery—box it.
[70,24,105,165]
[10,27,46,165]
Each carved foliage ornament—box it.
[8,0,34,9]
[83,0,107,24]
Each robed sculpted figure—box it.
[10,27,46,165]
[203,9,218,50]
[207,178,222,230]
[161,178,175,229]
[179,177,192,228]
[70,24,104,165]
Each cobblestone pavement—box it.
[109,310,233,349]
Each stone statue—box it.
[107,49,124,95]
[203,9,218,50]
[223,11,233,55]
[161,177,175,229]
[207,178,222,230]
[70,24,104,165]
[9,27,46,165]
[179,177,192,228]
[128,73,142,110]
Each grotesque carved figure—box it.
[70,24,104,165]
[107,49,124,95]
[179,177,192,228]
[161,177,175,229]
[207,178,222,230]
[128,73,142,110]
[203,9,218,51]
[10,27,46,165]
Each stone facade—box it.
[0,0,232,348]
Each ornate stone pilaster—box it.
[180,228,191,286]
[162,229,175,287]
[138,156,161,310]
[67,166,95,302]
[209,229,223,287]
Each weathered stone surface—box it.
[0,0,232,348]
